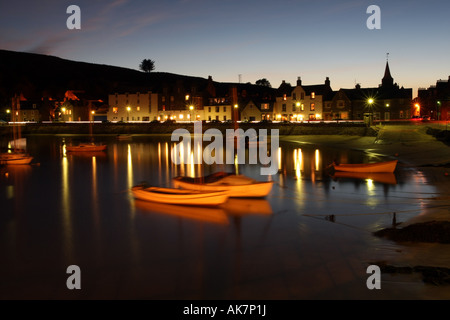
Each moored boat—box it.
[172,172,273,198]
[332,160,397,173]
[0,152,33,165]
[131,184,229,206]
[66,143,107,152]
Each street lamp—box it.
[189,105,194,123]
[366,98,374,126]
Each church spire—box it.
[382,53,394,87]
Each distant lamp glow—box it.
[6,109,11,114]
[189,105,194,111]
[61,107,66,114]
[91,110,95,114]
[386,103,390,107]
[127,106,131,112]
[179,114,183,119]
[234,104,238,109]
[368,98,374,104]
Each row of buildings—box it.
[4,62,450,123]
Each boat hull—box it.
[173,175,274,198]
[66,143,107,152]
[332,160,397,173]
[131,186,229,206]
[0,153,33,165]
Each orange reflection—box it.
[221,198,273,216]
[135,199,229,225]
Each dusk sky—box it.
[1,0,449,96]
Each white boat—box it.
[131,184,229,206]
[172,172,274,198]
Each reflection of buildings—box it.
[417,76,450,120]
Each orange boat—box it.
[66,143,107,152]
[332,160,397,173]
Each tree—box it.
[255,78,271,88]
[139,59,155,73]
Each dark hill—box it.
[0,49,276,103]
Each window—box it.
[113,107,118,113]
[261,103,269,110]
[215,106,220,113]
[223,116,226,121]
[301,92,304,99]
[137,106,140,111]
[310,103,315,111]
[311,92,315,99]
[293,93,296,100]
[301,104,304,111]
[223,106,226,112]
[282,104,286,112]
[208,107,211,112]
[283,94,287,101]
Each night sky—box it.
[1,0,449,96]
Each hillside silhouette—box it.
[0,49,276,104]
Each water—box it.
[0,134,448,299]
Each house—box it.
[329,61,412,122]
[12,94,42,122]
[417,76,450,120]
[274,77,333,121]
[107,91,158,122]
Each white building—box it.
[107,91,158,122]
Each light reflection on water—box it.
[0,135,447,299]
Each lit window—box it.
[310,103,315,111]
[283,94,287,101]
[311,92,315,99]
[185,95,190,101]
[137,106,140,111]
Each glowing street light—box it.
[127,106,131,122]
[189,105,194,123]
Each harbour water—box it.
[1,134,449,300]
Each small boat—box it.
[332,160,397,173]
[66,143,107,152]
[0,152,33,165]
[172,172,274,198]
[131,184,229,206]
[116,134,132,140]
